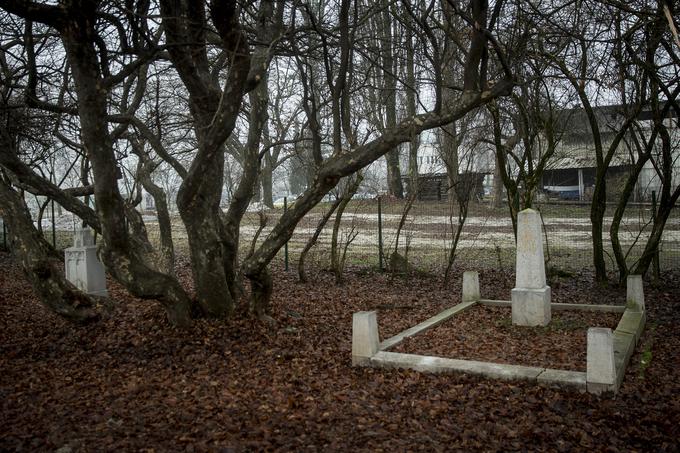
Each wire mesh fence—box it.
[7,196,678,276]
[250,197,679,275]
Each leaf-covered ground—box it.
[393,306,622,371]
[1,251,679,452]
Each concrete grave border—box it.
[352,272,646,394]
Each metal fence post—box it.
[652,190,660,275]
[378,196,383,271]
[284,196,289,271]
[51,199,56,248]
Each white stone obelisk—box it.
[511,209,551,326]
[65,229,108,296]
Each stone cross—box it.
[511,209,551,326]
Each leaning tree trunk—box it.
[634,127,680,277]
[241,77,514,313]
[261,158,274,209]
[0,179,102,323]
[331,174,363,283]
[298,195,343,283]
[634,195,678,277]
[610,152,650,283]
[590,168,609,283]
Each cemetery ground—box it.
[1,251,680,451]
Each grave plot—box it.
[352,209,647,394]
[391,305,621,371]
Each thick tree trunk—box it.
[261,158,274,208]
[493,153,504,208]
[380,0,403,198]
[250,267,273,322]
[440,6,459,198]
[222,72,270,305]
[179,186,233,317]
[61,8,193,326]
[385,152,404,198]
[0,179,102,323]
[590,175,608,282]
[441,123,459,196]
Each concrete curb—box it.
[379,301,477,351]
[352,276,646,395]
[479,299,625,313]
[369,351,586,390]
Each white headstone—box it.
[627,275,645,312]
[462,271,480,302]
[511,209,551,326]
[352,311,379,365]
[515,209,546,289]
[65,229,108,297]
[586,327,616,394]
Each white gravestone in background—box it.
[511,209,551,326]
[65,229,108,297]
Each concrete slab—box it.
[537,369,587,390]
[586,328,616,395]
[612,306,646,391]
[479,300,625,313]
[613,331,635,374]
[379,301,477,351]
[551,303,625,313]
[370,351,545,381]
[616,310,646,344]
[479,299,511,307]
